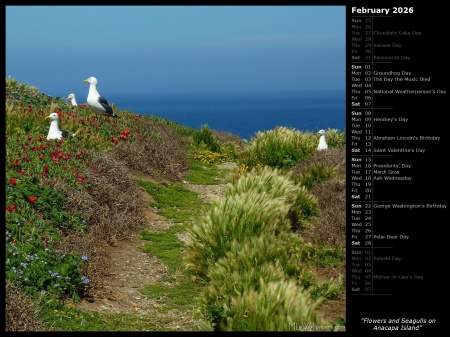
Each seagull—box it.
[316,129,328,151]
[83,76,118,118]
[65,93,78,106]
[45,113,80,140]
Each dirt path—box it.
[74,163,236,329]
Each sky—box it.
[6,6,345,99]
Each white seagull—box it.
[65,93,78,106]
[83,76,118,118]
[316,129,328,151]
[45,113,79,140]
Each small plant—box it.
[6,213,89,301]
[193,125,221,153]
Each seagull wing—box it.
[97,96,113,114]
[98,96,118,118]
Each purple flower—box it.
[82,255,88,261]
[81,276,89,284]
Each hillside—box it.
[5,77,346,331]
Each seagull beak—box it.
[83,79,89,83]
[45,116,50,120]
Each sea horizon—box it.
[89,89,345,141]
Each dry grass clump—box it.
[6,281,49,331]
[52,151,149,299]
[113,119,190,181]
[291,148,346,248]
[302,179,346,248]
[291,148,346,178]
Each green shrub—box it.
[193,125,221,153]
[237,126,317,170]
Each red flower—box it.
[28,196,37,203]
[27,135,32,140]
[6,204,18,212]
[9,178,17,185]
[77,177,84,183]
[43,165,49,171]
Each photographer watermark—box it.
[289,321,346,331]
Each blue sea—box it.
[110,90,345,141]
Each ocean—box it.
[110,90,345,141]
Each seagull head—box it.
[66,93,75,101]
[316,129,326,136]
[83,77,98,85]
[45,112,60,122]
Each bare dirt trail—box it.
[74,163,237,330]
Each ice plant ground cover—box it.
[5,77,196,303]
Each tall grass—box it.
[221,279,326,331]
[185,164,328,331]
[237,126,317,171]
[185,190,291,277]
[201,232,311,328]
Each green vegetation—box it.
[6,76,346,332]
[236,126,317,171]
[134,179,206,223]
[184,159,230,184]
